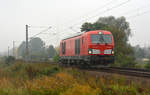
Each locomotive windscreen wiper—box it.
[99,34,105,43]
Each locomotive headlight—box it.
[112,50,114,54]
[88,49,92,54]
[89,50,92,54]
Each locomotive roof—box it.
[62,32,84,40]
[62,30,111,40]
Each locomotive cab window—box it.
[91,34,112,44]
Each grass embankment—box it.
[0,61,149,95]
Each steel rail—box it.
[109,67,150,72]
[86,66,150,78]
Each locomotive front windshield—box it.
[91,34,112,44]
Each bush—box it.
[5,62,61,80]
[25,65,41,79]
[116,54,136,68]
[4,56,15,65]
[26,73,76,95]
[24,64,61,79]
[144,61,150,69]
[53,54,59,62]
[40,66,60,76]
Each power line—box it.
[28,26,51,28]
[29,26,51,39]
[48,1,150,43]
[70,0,131,27]
[62,0,117,26]
[119,3,150,16]
[60,0,123,35]
[49,1,150,44]
[127,9,150,19]
[56,0,131,37]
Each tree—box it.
[53,46,60,62]
[133,45,145,59]
[4,56,15,64]
[18,37,47,61]
[81,22,107,32]
[81,16,136,67]
[134,46,150,59]
[29,38,45,54]
[29,37,46,61]
[47,45,56,58]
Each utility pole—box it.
[8,46,9,57]
[26,25,29,61]
[13,41,15,57]
[25,25,51,62]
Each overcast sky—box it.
[0,0,150,52]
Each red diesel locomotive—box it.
[59,30,114,66]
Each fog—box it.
[0,0,150,52]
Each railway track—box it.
[84,66,150,78]
[60,62,150,78]
[15,60,150,78]
[33,61,150,79]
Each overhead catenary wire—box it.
[59,0,150,40]
[29,27,51,39]
[64,1,149,29]
[50,5,150,45]
[56,0,132,38]
[70,0,131,27]
[127,9,150,19]
[119,3,150,17]
[56,0,131,37]
[59,0,124,36]
[29,1,150,45]
[28,26,51,28]
[29,26,59,45]
[62,0,117,26]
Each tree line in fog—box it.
[17,37,58,61]
[2,16,150,68]
[134,45,150,59]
